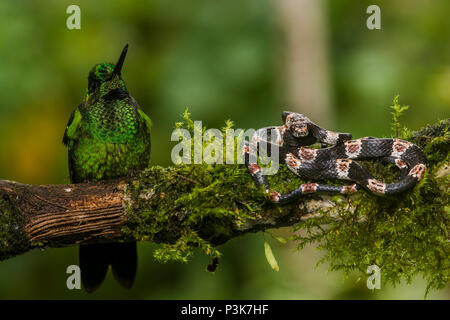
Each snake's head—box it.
[282,111,310,138]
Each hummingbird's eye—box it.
[88,72,101,92]
[87,63,115,93]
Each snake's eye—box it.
[290,123,309,137]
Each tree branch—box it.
[0,175,338,261]
[0,119,448,263]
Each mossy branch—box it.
[0,168,339,261]
[0,118,448,293]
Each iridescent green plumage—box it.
[64,58,152,183]
[63,45,151,292]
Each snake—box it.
[243,111,427,203]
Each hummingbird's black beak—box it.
[111,44,128,78]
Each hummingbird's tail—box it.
[79,242,137,293]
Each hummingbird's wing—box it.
[137,108,152,133]
[129,95,152,134]
[63,103,84,183]
[63,103,83,147]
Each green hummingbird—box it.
[63,44,152,293]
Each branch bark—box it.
[0,176,336,261]
[0,119,448,262]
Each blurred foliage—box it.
[328,0,449,136]
[0,0,448,298]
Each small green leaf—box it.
[267,231,287,244]
[273,235,287,244]
[264,240,279,272]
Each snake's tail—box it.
[269,183,361,203]
[243,141,270,191]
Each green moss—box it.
[121,160,272,263]
[390,95,409,138]
[122,107,449,294]
[121,110,270,262]
[121,109,312,262]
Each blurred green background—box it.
[0,0,448,299]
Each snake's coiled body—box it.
[244,112,427,203]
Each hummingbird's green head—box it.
[86,44,129,100]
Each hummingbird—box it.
[63,44,152,293]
